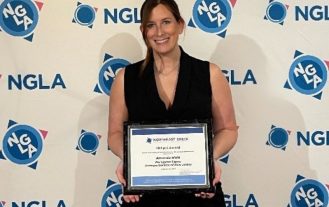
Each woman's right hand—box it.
[116,161,141,203]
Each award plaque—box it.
[123,120,215,194]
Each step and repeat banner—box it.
[1,0,329,206]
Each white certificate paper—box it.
[127,124,210,189]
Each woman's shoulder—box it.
[182,50,223,77]
[209,62,224,78]
[184,51,223,82]
[208,62,228,88]
[209,62,221,72]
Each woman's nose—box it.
[156,25,164,36]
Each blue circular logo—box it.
[2,124,43,165]
[0,0,39,37]
[290,179,329,207]
[99,58,130,95]
[74,4,95,26]
[101,183,123,207]
[78,132,99,153]
[192,0,232,34]
[266,1,287,23]
[268,127,288,148]
[289,55,328,95]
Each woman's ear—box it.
[140,25,143,33]
[178,19,185,34]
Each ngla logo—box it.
[264,0,289,25]
[76,130,101,155]
[222,69,257,86]
[266,125,291,150]
[101,180,123,207]
[8,73,66,90]
[289,175,329,207]
[225,193,259,207]
[0,0,43,41]
[295,5,329,21]
[0,120,47,169]
[8,200,66,207]
[94,53,130,95]
[104,6,140,24]
[284,50,329,100]
[188,0,237,38]
[297,130,329,146]
[72,2,98,28]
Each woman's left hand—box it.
[195,159,221,199]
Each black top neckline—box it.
[142,47,192,114]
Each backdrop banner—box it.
[0,1,328,207]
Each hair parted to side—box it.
[139,0,184,74]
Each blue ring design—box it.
[268,127,288,148]
[78,132,99,153]
[74,4,95,26]
[290,179,329,207]
[266,1,287,23]
[0,0,39,37]
[101,183,123,207]
[2,124,43,165]
[288,55,327,95]
[192,0,232,34]
[99,58,130,95]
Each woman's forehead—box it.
[148,4,175,21]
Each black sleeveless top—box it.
[124,48,212,122]
[122,48,225,207]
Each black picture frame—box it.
[123,119,215,195]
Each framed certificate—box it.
[123,120,215,194]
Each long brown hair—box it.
[140,0,184,74]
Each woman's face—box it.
[143,4,184,55]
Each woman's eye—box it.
[146,23,155,28]
[163,20,171,25]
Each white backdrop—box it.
[1,0,329,207]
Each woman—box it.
[108,0,238,206]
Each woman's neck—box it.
[153,46,181,75]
